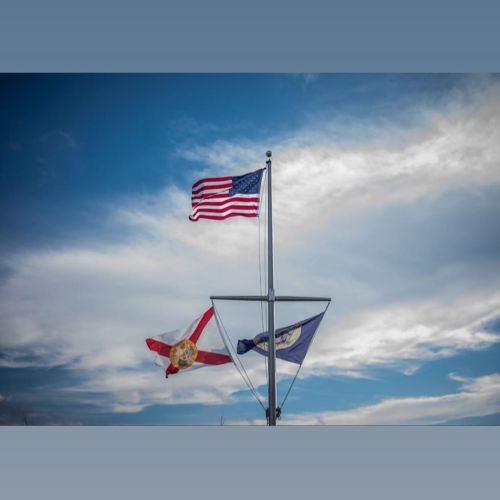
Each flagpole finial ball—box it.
[266,150,272,158]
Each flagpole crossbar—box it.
[210,295,332,302]
[272,296,331,302]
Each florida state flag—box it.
[146,307,232,377]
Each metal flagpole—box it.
[210,151,331,425]
[266,150,277,426]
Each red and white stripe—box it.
[189,175,260,221]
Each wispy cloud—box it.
[270,373,500,425]
[180,77,500,239]
[1,76,500,418]
[302,291,500,379]
[39,130,77,148]
[289,73,319,90]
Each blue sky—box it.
[1,73,500,425]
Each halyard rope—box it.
[212,300,265,410]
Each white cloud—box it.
[271,373,500,425]
[302,290,500,379]
[448,372,468,383]
[181,77,500,243]
[61,361,265,415]
[1,76,500,416]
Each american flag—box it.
[189,169,264,221]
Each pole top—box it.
[266,150,272,158]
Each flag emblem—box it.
[146,307,232,377]
[169,338,198,369]
[253,325,302,352]
[189,169,264,221]
[237,312,325,365]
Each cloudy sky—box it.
[1,73,500,425]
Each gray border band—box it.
[1,2,500,498]
[1,1,500,72]
[1,427,499,498]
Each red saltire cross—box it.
[145,307,232,377]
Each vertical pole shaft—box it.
[266,150,277,426]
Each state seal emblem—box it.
[254,325,302,352]
[169,338,198,369]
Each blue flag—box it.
[237,312,324,364]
